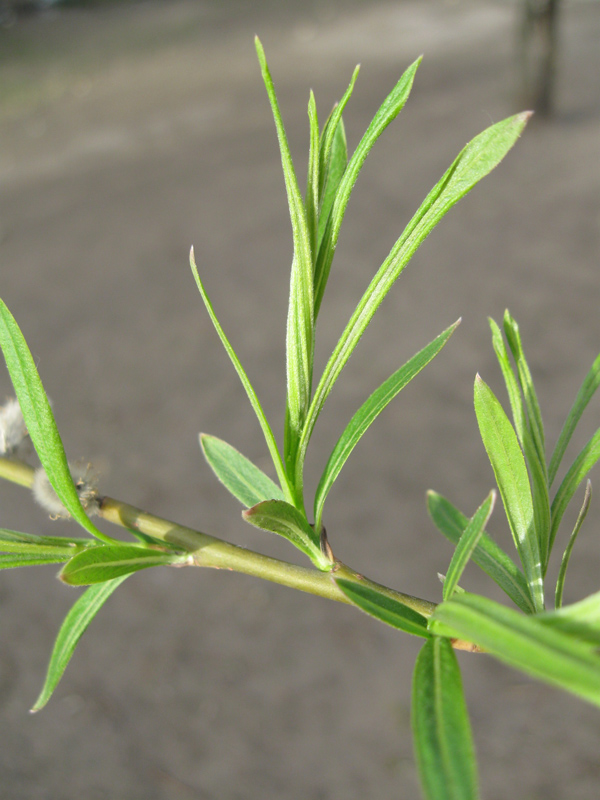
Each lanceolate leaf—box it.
[335,577,431,638]
[200,434,285,507]
[412,637,480,800]
[306,91,320,253]
[314,320,459,528]
[0,552,74,569]
[299,114,530,485]
[0,528,92,549]
[501,312,551,570]
[549,351,600,486]
[60,545,187,586]
[189,249,292,504]
[555,480,591,609]
[430,593,600,708]
[242,499,329,570]
[427,491,534,614]
[0,298,117,545]
[317,115,348,252]
[317,65,358,204]
[314,57,421,316]
[503,311,546,471]
[443,491,495,601]
[31,575,129,711]
[474,376,544,611]
[550,428,600,555]
[255,37,314,477]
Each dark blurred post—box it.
[518,0,561,116]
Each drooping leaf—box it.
[474,376,544,611]
[335,576,431,638]
[0,298,117,545]
[200,434,285,507]
[189,249,292,504]
[443,491,495,601]
[549,427,600,554]
[255,37,314,480]
[313,57,421,316]
[427,491,534,614]
[430,593,600,708]
[549,351,600,486]
[555,480,591,609]
[31,575,129,711]
[299,113,530,483]
[314,320,459,529]
[59,544,187,586]
[242,499,328,570]
[412,637,480,800]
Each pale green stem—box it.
[0,456,488,649]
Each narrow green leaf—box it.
[31,575,128,711]
[314,57,421,316]
[489,318,526,442]
[501,312,551,570]
[0,298,117,545]
[255,37,314,478]
[200,433,285,507]
[59,544,186,586]
[0,552,73,569]
[305,91,320,254]
[490,316,551,570]
[427,491,534,614]
[540,588,600,646]
[189,249,292,504]
[317,65,358,203]
[550,427,600,554]
[430,593,600,708]
[549,351,600,486]
[503,310,546,470]
[335,577,430,638]
[316,115,348,252]
[555,480,591,608]
[0,528,92,549]
[299,113,530,483]
[242,499,328,570]
[412,638,480,800]
[314,320,459,529]
[443,491,495,601]
[474,375,544,611]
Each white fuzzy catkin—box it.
[32,463,100,519]
[0,397,28,455]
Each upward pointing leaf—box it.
[314,320,459,529]
[474,375,544,611]
[255,37,314,481]
[299,113,531,484]
[200,433,285,507]
[0,298,115,544]
[443,491,495,601]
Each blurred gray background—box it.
[0,1,599,798]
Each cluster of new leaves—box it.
[1,38,599,800]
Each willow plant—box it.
[1,39,599,800]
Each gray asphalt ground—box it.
[0,1,599,798]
